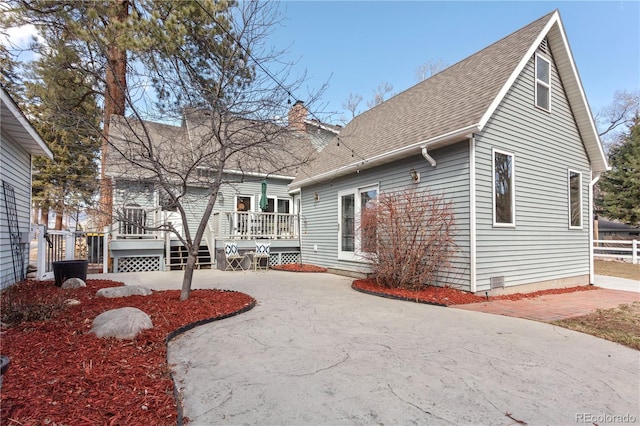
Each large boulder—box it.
[62,278,86,289]
[90,307,153,340]
[96,285,153,298]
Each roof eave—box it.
[547,14,608,173]
[1,89,53,159]
[291,124,479,190]
[478,10,608,173]
[304,119,341,134]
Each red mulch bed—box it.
[352,279,600,306]
[0,279,254,425]
[271,263,328,273]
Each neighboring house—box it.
[0,88,53,288]
[290,10,608,294]
[105,102,338,272]
[596,219,640,240]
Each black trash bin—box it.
[52,259,89,287]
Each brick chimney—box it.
[288,100,308,132]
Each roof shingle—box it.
[292,11,558,186]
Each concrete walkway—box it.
[94,270,640,425]
[595,274,640,293]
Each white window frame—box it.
[535,53,551,112]
[121,204,148,235]
[235,195,254,212]
[337,184,378,261]
[264,196,291,214]
[492,148,516,227]
[568,169,583,229]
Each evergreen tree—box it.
[597,117,640,226]
[26,37,101,229]
[0,43,24,101]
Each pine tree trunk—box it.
[39,207,49,226]
[99,0,129,227]
[54,208,63,230]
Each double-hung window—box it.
[535,54,551,111]
[338,185,378,260]
[568,170,582,229]
[493,149,515,227]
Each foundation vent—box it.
[490,276,505,289]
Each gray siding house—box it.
[105,102,338,272]
[1,88,53,288]
[290,11,608,294]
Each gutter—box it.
[291,124,479,189]
[223,169,295,180]
[105,169,295,182]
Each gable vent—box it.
[538,37,549,54]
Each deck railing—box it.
[212,211,299,240]
[113,209,299,241]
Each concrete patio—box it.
[91,269,640,425]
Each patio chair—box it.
[224,241,245,271]
[253,239,270,271]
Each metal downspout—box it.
[469,136,477,292]
[421,146,437,167]
[589,171,602,284]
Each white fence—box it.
[35,225,109,280]
[593,239,639,264]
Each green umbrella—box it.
[259,180,268,211]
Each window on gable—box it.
[535,54,551,111]
[569,170,582,228]
[493,149,515,226]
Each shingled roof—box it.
[106,111,318,182]
[291,10,607,188]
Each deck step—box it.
[169,244,212,271]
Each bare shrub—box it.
[359,188,457,290]
[1,281,70,326]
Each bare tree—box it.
[366,81,394,109]
[102,1,322,300]
[415,59,448,82]
[341,92,363,121]
[7,0,323,299]
[596,89,640,153]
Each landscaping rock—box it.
[96,286,153,298]
[65,299,81,306]
[62,278,86,289]
[90,307,153,340]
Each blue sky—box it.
[268,1,640,125]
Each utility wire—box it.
[192,0,367,164]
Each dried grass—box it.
[553,302,640,350]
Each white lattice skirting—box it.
[269,252,300,266]
[117,256,161,273]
